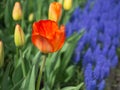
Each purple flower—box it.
[98,80,105,90]
[66,0,120,90]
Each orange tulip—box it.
[31,20,65,53]
[48,2,62,22]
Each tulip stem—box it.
[19,49,26,78]
[15,48,19,67]
[36,54,47,90]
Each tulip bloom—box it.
[14,24,25,47]
[48,2,62,22]
[63,0,72,10]
[12,2,22,21]
[32,20,65,53]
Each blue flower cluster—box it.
[66,0,120,90]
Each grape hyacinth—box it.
[66,0,120,90]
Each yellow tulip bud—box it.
[28,13,34,22]
[48,2,62,22]
[63,0,72,10]
[14,24,25,47]
[0,41,4,68]
[12,2,22,21]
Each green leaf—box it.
[20,72,30,90]
[48,54,61,88]
[76,83,84,90]
[117,48,120,57]
[12,64,23,85]
[67,30,84,42]
[20,65,37,90]
[60,43,75,71]
[61,86,76,90]
[64,65,75,82]
[4,0,15,29]
[21,0,28,29]
[11,78,24,90]
[61,83,84,90]
[34,0,43,20]
[32,51,41,65]
[28,65,36,90]
[52,54,61,73]
[45,52,60,88]
[23,45,32,60]
[45,52,59,76]
[1,62,12,90]
[61,31,84,70]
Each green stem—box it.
[15,48,19,68]
[16,48,19,58]
[19,49,26,78]
[57,84,60,90]
[36,54,47,90]
[36,0,42,20]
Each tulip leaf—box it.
[4,0,15,30]
[45,52,60,88]
[48,55,61,87]
[12,63,23,85]
[67,30,85,42]
[32,51,41,65]
[0,69,4,89]
[20,65,36,90]
[11,78,24,90]
[1,62,12,90]
[61,31,84,70]
[117,48,120,58]
[34,0,43,20]
[61,82,84,90]
[21,0,28,29]
[20,72,30,90]
[28,65,36,90]
[64,65,75,82]
[23,45,32,60]
[45,52,59,76]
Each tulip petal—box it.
[39,20,58,37]
[32,22,45,36]
[12,2,22,21]
[54,25,65,51]
[32,35,53,53]
[49,2,62,22]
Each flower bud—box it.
[48,2,62,22]
[0,41,4,68]
[28,13,34,22]
[14,24,25,47]
[12,2,22,21]
[63,0,72,10]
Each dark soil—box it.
[106,61,120,90]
